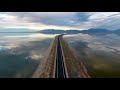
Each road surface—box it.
[55,36,67,78]
[32,34,90,78]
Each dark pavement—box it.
[55,36,67,78]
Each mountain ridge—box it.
[38,28,120,34]
[0,28,120,34]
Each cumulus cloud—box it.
[0,12,120,30]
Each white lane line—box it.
[56,49,58,78]
[53,38,57,78]
[56,37,58,78]
[59,38,64,78]
[59,37,66,78]
[59,36,68,78]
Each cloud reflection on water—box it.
[0,33,56,78]
[64,33,120,77]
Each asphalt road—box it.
[55,36,67,78]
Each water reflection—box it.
[64,33,120,78]
[0,33,57,78]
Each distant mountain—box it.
[66,30,81,34]
[81,28,111,33]
[82,28,120,33]
[39,28,113,34]
[114,29,120,32]
[1,28,120,34]
[39,29,81,34]
[39,29,65,34]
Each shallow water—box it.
[0,33,56,78]
[64,33,120,78]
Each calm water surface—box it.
[0,33,56,78]
[64,33,120,78]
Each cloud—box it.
[12,12,77,26]
[87,12,120,30]
[0,12,120,31]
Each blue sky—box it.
[0,12,120,31]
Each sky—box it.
[0,12,120,32]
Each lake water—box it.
[1,32,120,78]
[64,33,120,78]
[0,33,56,78]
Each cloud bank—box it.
[0,12,120,31]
